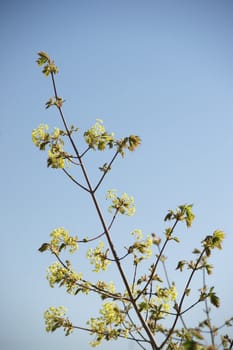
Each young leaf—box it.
[38,243,50,252]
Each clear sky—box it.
[1,1,233,349]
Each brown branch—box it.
[157,243,187,329]
[51,250,129,301]
[122,300,148,345]
[132,261,138,294]
[77,232,105,244]
[80,146,91,158]
[77,208,119,244]
[93,150,119,193]
[50,71,158,350]
[135,220,179,302]
[72,324,150,344]
[202,268,215,347]
[159,248,207,349]
[62,168,90,192]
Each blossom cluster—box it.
[106,190,136,216]
[49,227,78,254]
[47,261,83,294]
[84,119,115,150]
[130,229,153,259]
[164,204,195,228]
[95,280,116,297]
[87,302,126,346]
[86,241,111,272]
[37,51,59,76]
[32,124,67,168]
[155,284,177,314]
[44,306,73,336]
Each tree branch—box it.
[159,248,206,349]
[50,71,159,350]
[93,150,119,193]
[62,168,90,192]
[136,220,179,302]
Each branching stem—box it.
[159,248,206,349]
[203,268,215,347]
[50,72,158,350]
[136,220,179,301]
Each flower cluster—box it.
[32,123,49,149]
[84,119,115,150]
[86,241,111,272]
[38,227,78,255]
[49,227,78,254]
[106,190,136,216]
[155,284,177,313]
[202,230,225,253]
[87,302,126,346]
[95,280,116,297]
[47,261,83,294]
[44,306,73,336]
[138,284,177,320]
[32,124,68,168]
[116,135,141,157]
[37,51,59,76]
[164,204,195,228]
[130,230,153,259]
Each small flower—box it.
[44,306,73,335]
[46,261,82,294]
[84,119,114,150]
[106,190,136,216]
[86,241,111,272]
[32,124,49,149]
[50,227,78,254]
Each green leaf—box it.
[192,248,201,254]
[209,292,220,308]
[59,243,66,252]
[37,51,50,66]
[176,260,186,271]
[173,236,180,243]
[128,135,141,151]
[183,340,199,350]
[164,210,174,222]
[38,243,50,252]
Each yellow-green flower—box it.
[87,241,111,272]
[50,227,78,254]
[32,124,49,148]
[106,190,136,216]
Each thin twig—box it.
[105,250,131,262]
[93,150,119,193]
[132,261,138,294]
[122,301,148,344]
[203,268,215,347]
[72,324,149,344]
[62,168,90,192]
[157,243,187,329]
[80,146,91,158]
[77,207,119,244]
[159,248,206,349]
[77,232,105,243]
[135,220,179,301]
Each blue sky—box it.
[1,1,233,349]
